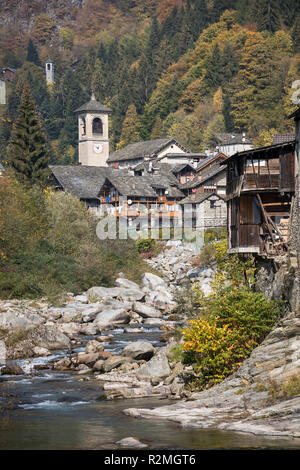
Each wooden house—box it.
[223,141,295,256]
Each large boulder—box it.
[57,322,81,338]
[85,340,104,354]
[122,341,155,361]
[0,311,43,331]
[58,309,82,323]
[87,286,144,302]
[103,356,132,373]
[146,290,176,310]
[142,273,167,291]
[133,302,163,319]
[136,350,171,381]
[27,325,71,351]
[77,352,101,365]
[81,305,104,322]
[94,308,131,329]
[115,278,140,290]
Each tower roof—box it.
[75,93,112,114]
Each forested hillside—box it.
[1,0,300,164]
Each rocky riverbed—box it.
[0,242,215,404]
[1,240,300,443]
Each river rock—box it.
[27,325,71,351]
[103,356,132,373]
[81,305,104,322]
[57,322,81,338]
[80,323,99,336]
[115,437,148,449]
[1,365,24,375]
[0,340,6,363]
[53,357,72,370]
[32,346,51,357]
[93,359,105,372]
[0,311,43,331]
[96,335,113,342]
[115,278,140,290]
[142,273,167,291]
[122,341,155,361]
[85,340,104,354]
[74,294,88,303]
[136,350,171,381]
[87,286,144,302]
[94,308,131,328]
[77,352,101,365]
[146,290,175,310]
[133,302,163,318]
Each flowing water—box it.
[0,324,299,450]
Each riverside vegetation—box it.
[0,177,149,301]
[171,239,284,390]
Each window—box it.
[92,117,103,135]
[81,117,86,135]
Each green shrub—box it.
[180,286,283,389]
[136,238,156,253]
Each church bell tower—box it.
[75,93,111,166]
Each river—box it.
[0,323,299,450]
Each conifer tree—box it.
[222,95,234,132]
[254,0,281,33]
[9,85,50,187]
[205,43,223,91]
[26,39,41,67]
[117,104,140,150]
[151,117,163,139]
[292,15,300,53]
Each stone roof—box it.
[104,172,184,199]
[215,133,252,145]
[51,165,111,199]
[75,94,112,114]
[272,133,295,145]
[50,164,184,200]
[180,165,226,190]
[107,138,187,163]
[221,140,296,165]
[179,192,223,205]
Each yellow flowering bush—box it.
[180,286,283,388]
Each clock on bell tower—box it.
[75,93,112,167]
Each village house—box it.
[179,192,227,233]
[223,140,295,257]
[106,138,205,169]
[50,94,229,237]
[180,153,228,197]
[1,67,16,81]
[214,132,253,157]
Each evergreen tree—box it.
[9,85,50,187]
[151,117,163,139]
[222,42,239,85]
[26,39,41,67]
[292,15,300,53]
[204,43,223,91]
[222,94,234,132]
[254,0,281,33]
[117,104,140,149]
[191,0,210,40]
